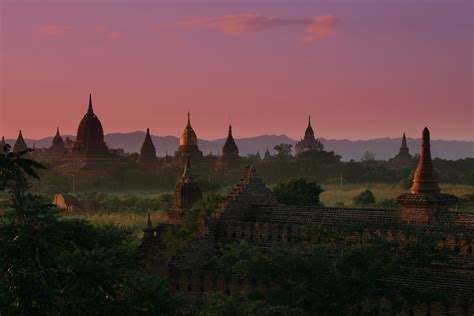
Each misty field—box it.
[320,183,473,208]
[52,183,473,237]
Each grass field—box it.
[2,183,472,238]
[64,210,169,239]
[61,183,473,234]
[320,183,473,207]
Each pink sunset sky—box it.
[0,0,472,141]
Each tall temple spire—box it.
[13,130,28,153]
[402,132,407,148]
[51,126,65,152]
[139,128,157,166]
[410,127,440,194]
[87,93,94,115]
[0,137,6,154]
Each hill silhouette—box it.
[6,132,473,161]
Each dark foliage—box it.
[273,178,324,206]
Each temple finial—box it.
[401,132,408,148]
[56,127,60,136]
[308,115,311,127]
[87,93,94,115]
[187,111,191,126]
[410,127,440,194]
[146,128,150,135]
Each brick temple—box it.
[141,127,474,315]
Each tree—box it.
[0,146,176,314]
[273,178,324,206]
[361,151,376,162]
[273,143,293,159]
[353,189,376,207]
[204,227,452,315]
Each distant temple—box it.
[389,132,413,165]
[138,128,158,167]
[263,147,272,160]
[0,137,6,154]
[50,127,66,153]
[176,112,202,163]
[168,155,202,224]
[73,94,108,156]
[58,93,119,170]
[13,130,28,153]
[215,124,239,171]
[295,116,324,154]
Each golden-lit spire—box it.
[410,127,440,194]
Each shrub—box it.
[353,190,376,207]
[273,178,324,206]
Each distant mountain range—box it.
[5,132,473,161]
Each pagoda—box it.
[389,132,413,166]
[397,127,456,225]
[138,128,158,167]
[215,123,240,171]
[168,155,203,224]
[295,116,324,154]
[73,94,108,155]
[263,147,272,160]
[62,94,117,170]
[13,130,28,153]
[0,137,6,154]
[50,127,66,153]
[176,112,202,163]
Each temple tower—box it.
[168,155,203,224]
[13,130,28,153]
[295,116,324,154]
[73,94,108,155]
[138,128,158,166]
[176,112,203,163]
[263,148,272,160]
[397,127,456,225]
[0,137,6,154]
[389,132,413,165]
[215,123,240,171]
[50,127,66,153]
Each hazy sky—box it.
[1,0,472,141]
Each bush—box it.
[273,178,324,206]
[353,190,376,207]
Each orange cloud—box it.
[180,14,340,43]
[304,16,340,43]
[96,26,122,40]
[38,25,72,36]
